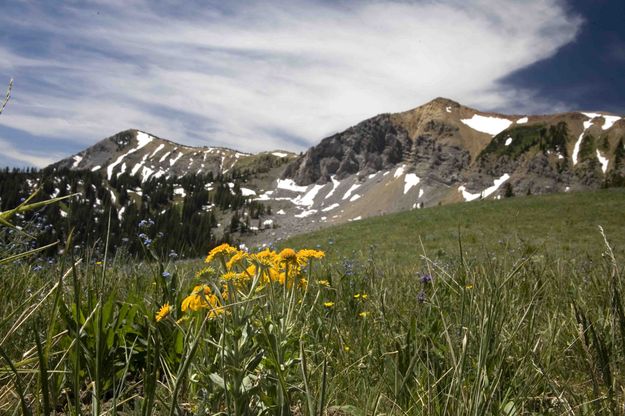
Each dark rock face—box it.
[409,135,470,185]
[283,114,411,185]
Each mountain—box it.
[6,97,625,253]
[51,129,296,181]
[253,97,625,243]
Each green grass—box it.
[2,190,625,415]
[283,188,625,266]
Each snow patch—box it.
[150,143,165,158]
[403,173,420,194]
[272,152,288,157]
[241,188,256,197]
[505,137,512,146]
[295,209,317,218]
[91,165,101,172]
[106,133,153,180]
[322,203,340,212]
[159,151,172,163]
[418,188,424,198]
[348,216,362,222]
[445,106,452,113]
[516,117,528,124]
[324,176,341,199]
[596,150,609,173]
[169,153,183,167]
[572,117,597,165]
[294,184,324,207]
[602,115,621,130]
[393,164,405,178]
[458,173,510,202]
[342,183,361,201]
[276,179,308,193]
[71,155,83,168]
[277,209,286,215]
[349,194,361,202]
[461,114,512,136]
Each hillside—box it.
[281,188,625,266]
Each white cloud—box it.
[0,138,61,167]
[0,0,581,157]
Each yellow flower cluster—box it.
[180,244,325,317]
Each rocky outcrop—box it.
[282,114,411,185]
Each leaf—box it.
[209,373,225,389]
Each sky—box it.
[0,0,624,168]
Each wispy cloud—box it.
[0,0,581,166]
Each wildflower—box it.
[465,284,474,289]
[95,261,103,265]
[32,265,43,272]
[162,271,171,278]
[296,249,325,265]
[420,273,432,284]
[181,285,212,312]
[323,301,335,308]
[319,280,330,287]
[343,345,350,352]
[156,303,172,322]
[226,250,248,270]
[417,290,426,304]
[205,243,238,264]
[359,311,369,318]
[221,271,238,281]
[181,285,224,317]
[278,248,298,264]
[169,250,178,258]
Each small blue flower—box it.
[162,271,171,278]
[33,265,43,272]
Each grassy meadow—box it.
[1,189,625,415]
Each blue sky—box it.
[0,0,623,168]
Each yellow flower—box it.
[323,301,334,308]
[226,251,248,270]
[465,284,474,289]
[205,243,238,264]
[181,285,212,312]
[279,248,298,264]
[319,280,330,287]
[343,345,350,352]
[156,303,172,322]
[361,293,368,299]
[358,311,369,318]
[296,249,325,265]
[353,293,360,299]
[221,271,238,281]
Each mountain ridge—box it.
[43,97,625,246]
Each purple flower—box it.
[162,271,171,278]
[420,273,432,284]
